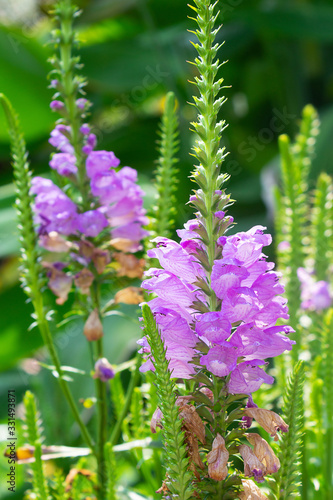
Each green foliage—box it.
[323,309,333,496]
[23,391,50,500]
[276,105,320,351]
[105,443,117,500]
[274,361,305,499]
[51,0,90,208]
[0,94,42,304]
[150,91,179,240]
[311,172,333,281]
[142,303,193,499]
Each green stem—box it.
[109,355,141,446]
[34,295,95,453]
[57,1,90,209]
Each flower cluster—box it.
[139,213,295,395]
[33,124,147,246]
[30,120,147,304]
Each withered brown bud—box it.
[110,238,138,252]
[239,479,268,499]
[114,253,145,279]
[74,269,94,295]
[92,249,110,274]
[179,404,206,444]
[83,309,103,341]
[79,240,95,259]
[207,433,229,481]
[44,263,72,305]
[114,287,144,305]
[239,444,266,483]
[245,433,280,474]
[39,232,71,253]
[244,408,289,441]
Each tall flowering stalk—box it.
[3,0,148,497]
[139,1,294,498]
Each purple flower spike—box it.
[50,153,77,176]
[76,210,109,238]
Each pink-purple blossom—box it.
[297,267,332,311]
[139,222,295,395]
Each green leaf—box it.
[273,361,305,499]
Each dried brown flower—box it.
[114,287,144,305]
[74,268,94,295]
[207,433,229,481]
[114,252,145,279]
[246,433,280,474]
[244,408,289,441]
[239,479,268,499]
[239,444,266,483]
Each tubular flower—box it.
[139,216,295,393]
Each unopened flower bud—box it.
[239,444,266,483]
[244,408,289,441]
[114,287,144,305]
[93,358,114,382]
[239,479,268,499]
[245,433,280,474]
[74,269,94,295]
[84,309,103,341]
[50,100,64,111]
[207,433,229,481]
[92,249,110,274]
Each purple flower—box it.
[49,125,74,154]
[31,177,78,235]
[50,100,64,111]
[200,345,238,377]
[50,153,77,176]
[228,361,274,395]
[76,98,88,110]
[76,210,109,238]
[297,267,332,311]
[195,312,231,344]
[86,151,120,179]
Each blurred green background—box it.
[1,0,333,496]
